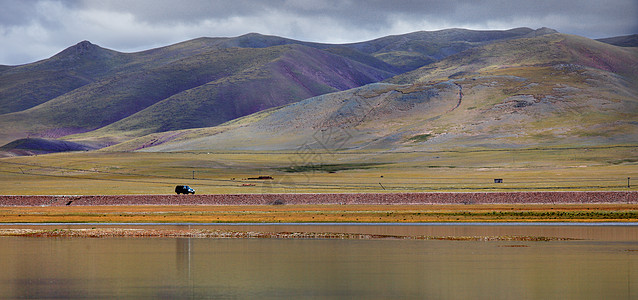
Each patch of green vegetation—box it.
[609,158,638,165]
[408,134,432,143]
[277,163,387,173]
[373,51,435,72]
[479,211,638,219]
[376,210,638,220]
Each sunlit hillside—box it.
[121,34,637,153]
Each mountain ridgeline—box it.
[0,27,636,156]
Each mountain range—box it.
[0,28,636,156]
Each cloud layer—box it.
[1,0,637,65]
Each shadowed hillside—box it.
[81,44,393,139]
[0,138,97,157]
[0,39,393,146]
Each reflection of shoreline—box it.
[176,238,191,282]
[3,223,638,240]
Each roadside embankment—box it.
[0,191,635,206]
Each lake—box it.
[1,224,637,299]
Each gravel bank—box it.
[0,191,635,206]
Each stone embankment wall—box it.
[0,192,636,206]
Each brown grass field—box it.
[2,204,637,223]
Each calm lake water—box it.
[1,224,637,299]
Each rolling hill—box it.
[0,28,550,151]
[0,40,392,146]
[114,33,637,153]
[1,44,393,143]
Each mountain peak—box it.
[74,40,95,49]
[52,40,112,61]
[239,32,265,38]
[67,40,99,54]
[228,32,294,48]
[533,27,558,35]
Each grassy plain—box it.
[1,146,636,223]
[0,145,635,195]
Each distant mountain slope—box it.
[390,33,638,84]
[164,33,399,74]
[159,28,549,73]
[597,34,638,47]
[122,33,637,153]
[344,27,556,72]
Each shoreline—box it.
[0,228,577,241]
[3,220,637,241]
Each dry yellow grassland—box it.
[2,204,637,223]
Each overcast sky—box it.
[1,0,637,65]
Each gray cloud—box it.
[1,0,636,65]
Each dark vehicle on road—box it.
[175,185,195,194]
